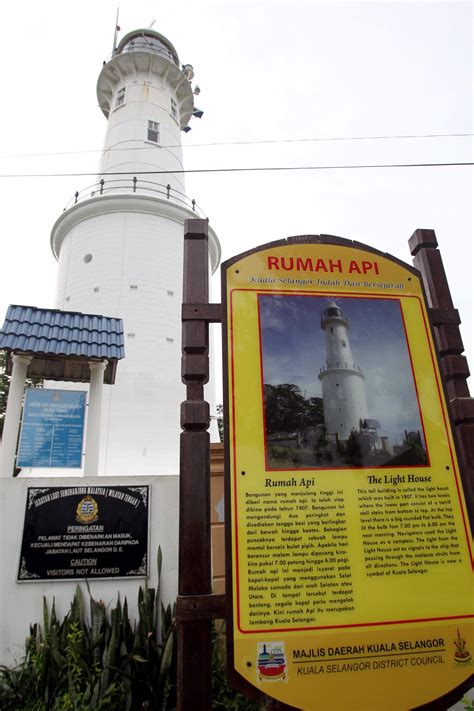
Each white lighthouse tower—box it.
[50,28,220,476]
[318,301,368,440]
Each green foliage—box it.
[0,555,260,710]
[462,694,474,711]
[216,404,224,442]
[0,351,9,437]
[344,429,371,466]
[402,432,428,465]
[264,383,323,435]
[211,622,259,711]
[0,549,177,710]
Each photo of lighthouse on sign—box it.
[258,294,428,469]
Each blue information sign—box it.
[18,390,86,468]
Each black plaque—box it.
[18,486,149,581]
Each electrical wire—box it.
[0,161,472,178]
[0,132,472,160]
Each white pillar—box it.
[83,360,107,477]
[0,353,32,477]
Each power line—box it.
[196,132,474,146]
[0,161,472,179]
[0,132,472,160]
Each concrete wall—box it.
[0,474,179,666]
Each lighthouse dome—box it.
[321,300,348,328]
[116,29,180,65]
[326,301,341,317]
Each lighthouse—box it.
[318,301,368,440]
[49,28,221,476]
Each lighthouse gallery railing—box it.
[319,362,364,373]
[63,177,207,218]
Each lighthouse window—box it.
[115,87,126,108]
[330,327,334,333]
[170,98,178,120]
[147,120,160,143]
[342,340,346,347]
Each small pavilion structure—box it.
[0,305,124,477]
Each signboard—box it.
[222,239,473,710]
[18,486,149,581]
[17,389,86,468]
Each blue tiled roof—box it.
[0,305,125,360]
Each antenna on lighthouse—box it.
[112,5,120,55]
[149,18,157,28]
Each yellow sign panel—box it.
[223,241,473,710]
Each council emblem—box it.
[453,629,472,665]
[256,642,288,683]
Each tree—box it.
[216,403,224,443]
[344,429,371,466]
[264,384,324,435]
[305,396,324,426]
[0,351,9,438]
[402,431,428,465]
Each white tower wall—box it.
[318,303,368,440]
[98,73,186,195]
[49,29,220,476]
[320,370,368,439]
[324,320,355,367]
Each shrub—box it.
[0,549,176,710]
[0,551,259,710]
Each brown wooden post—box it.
[178,222,294,710]
[178,218,213,710]
[409,228,474,529]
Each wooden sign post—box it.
[178,223,473,710]
[177,219,225,710]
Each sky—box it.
[259,294,424,443]
[0,0,472,404]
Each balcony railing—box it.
[319,362,364,374]
[63,177,206,217]
[108,38,179,67]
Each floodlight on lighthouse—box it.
[193,85,201,95]
[192,108,204,119]
[182,125,192,133]
[182,63,194,80]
